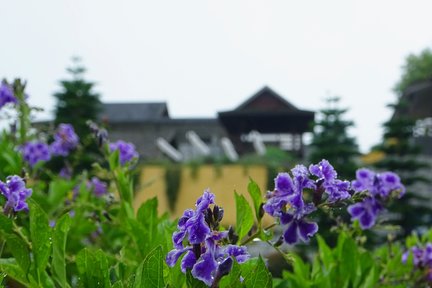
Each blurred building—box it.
[398,79,432,155]
[101,86,315,161]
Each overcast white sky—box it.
[1,1,432,152]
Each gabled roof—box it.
[100,102,169,123]
[218,86,314,134]
[234,86,298,112]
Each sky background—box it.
[1,0,432,152]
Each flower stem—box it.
[240,222,277,245]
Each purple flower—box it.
[347,197,383,229]
[166,190,250,286]
[109,140,138,165]
[280,212,318,245]
[403,243,432,282]
[0,175,32,213]
[50,124,79,156]
[348,168,405,230]
[309,160,351,202]
[0,82,17,109]
[59,166,72,179]
[263,166,315,218]
[88,121,109,147]
[88,177,107,197]
[263,166,318,245]
[49,220,56,228]
[352,169,405,198]
[21,142,51,167]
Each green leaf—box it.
[234,192,254,242]
[109,149,120,171]
[219,260,243,288]
[243,257,272,288]
[5,234,31,275]
[291,254,310,284]
[76,248,110,288]
[125,218,147,257]
[52,214,71,288]
[317,235,333,270]
[112,281,124,288]
[133,246,164,288]
[339,235,358,286]
[166,260,186,288]
[29,199,51,280]
[0,213,13,234]
[186,271,207,288]
[47,180,75,213]
[247,179,263,222]
[117,171,133,207]
[137,197,158,245]
[0,259,31,287]
[362,266,378,288]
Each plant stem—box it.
[240,222,277,245]
[13,222,32,249]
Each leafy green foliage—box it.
[247,179,263,223]
[278,233,379,287]
[394,48,432,95]
[133,246,164,288]
[29,199,52,282]
[242,257,272,288]
[1,77,432,288]
[235,192,254,242]
[76,248,110,288]
[51,214,71,287]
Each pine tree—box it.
[54,57,101,137]
[372,47,432,235]
[53,58,103,173]
[309,97,359,179]
[373,99,430,235]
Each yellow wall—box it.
[134,165,269,225]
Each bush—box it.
[0,79,431,287]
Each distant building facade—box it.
[397,80,432,155]
[101,86,315,161]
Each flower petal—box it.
[191,250,218,286]
[283,221,298,245]
[297,220,318,242]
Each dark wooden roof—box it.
[100,102,169,123]
[218,86,314,134]
[234,86,298,112]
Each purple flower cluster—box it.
[0,82,17,109]
[402,243,432,282]
[59,166,72,179]
[0,175,32,213]
[309,160,351,203]
[88,177,108,197]
[348,168,405,229]
[51,124,79,156]
[21,142,51,167]
[166,190,249,286]
[264,160,351,245]
[109,140,138,165]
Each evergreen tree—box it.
[53,58,103,173]
[309,97,359,179]
[373,99,430,236]
[373,48,432,235]
[54,57,101,137]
